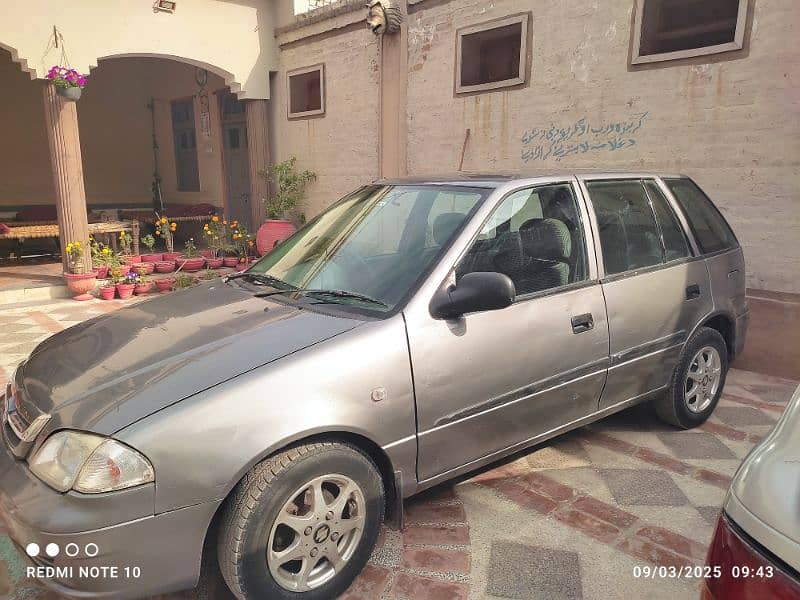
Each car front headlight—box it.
[29,431,154,493]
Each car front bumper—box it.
[0,418,220,599]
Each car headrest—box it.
[432,212,466,246]
[519,218,571,262]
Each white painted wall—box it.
[0,0,276,99]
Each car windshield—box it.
[246,184,490,313]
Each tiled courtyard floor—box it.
[0,297,796,599]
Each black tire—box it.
[218,442,384,600]
[654,327,728,429]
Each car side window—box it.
[643,180,690,261]
[457,183,588,296]
[664,178,738,254]
[585,180,664,276]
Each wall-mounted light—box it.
[153,1,177,14]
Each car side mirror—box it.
[430,272,516,319]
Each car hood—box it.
[16,281,364,435]
[728,383,800,570]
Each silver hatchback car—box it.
[1,173,748,599]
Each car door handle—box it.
[685,284,701,300]
[571,313,594,334]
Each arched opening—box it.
[0,50,260,270]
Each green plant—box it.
[155,215,177,253]
[260,157,315,220]
[64,240,85,273]
[182,238,199,258]
[200,268,218,281]
[118,230,133,256]
[141,234,156,253]
[231,224,254,259]
[174,273,197,289]
[203,216,227,258]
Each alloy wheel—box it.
[684,345,722,414]
[267,473,365,592]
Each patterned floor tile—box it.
[599,469,689,506]
[656,432,738,460]
[485,542,582,599]
[712,406,777,426]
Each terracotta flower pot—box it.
[95,265,109,279]
[140,253,163,263]
[99,286,116,300]
[134,282,153,295]
[63,271,98,301]
[133,262,155,275]
[124,255,142,265]
[155,278,174,293]
[154,261,176,273]
[200,249,213,259]
[256,220,296,256]
[206,258,224,269]
[235,259,251,272]
[222,256,239,268]
[176,257,206,272]
[162,252,181,262]
[116,283,135,300]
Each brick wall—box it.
[271,24,381,218]
[275,0,799,293]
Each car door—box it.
[405,181,610,483]
[579,177,713,410]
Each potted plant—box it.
[203,216,225,268]
[98,281,116,300]
[140,234,162,263]
[176,238,205,272]
[134,274,153,295]
[154,260,176,273]
[46,66,87,101]
[135,261,155,275]
[62,240,98,301]
[118,230,140,265]
[174,273,197,289]
[116,272,137,300]
[155,216,180,261]
[256,157,314,255]
[90,238,113,279]
[233,224,255,270]
[155,278,174,293]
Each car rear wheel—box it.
[654,326,729,429]
[218,442,384,600]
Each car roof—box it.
[376,171,689,188]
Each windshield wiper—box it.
[254,288,388,308]
[225,272,296,289]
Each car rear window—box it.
[664,178,738,254]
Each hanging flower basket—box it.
[47,66,87,102]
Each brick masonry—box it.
[275,0,800,294]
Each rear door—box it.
[580,177,713,409]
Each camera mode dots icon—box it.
[25,543,40,557]
[46,543,60,557]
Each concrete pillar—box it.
[42,83,91,273]
[379,1,408,178]
[245,99,271,230]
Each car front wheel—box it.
[655,326,729,429]
[218,442,384,599]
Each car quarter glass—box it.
[664,177,739,254]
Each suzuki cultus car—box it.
[1,173,748,599]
